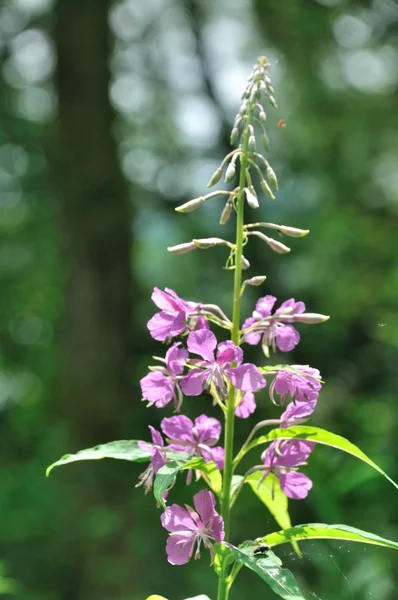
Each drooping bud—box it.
[220,200,233,225]
[245,187,259,209]
[293,313,330,324]
[243,275,267,286]
[259,109,267,123]
[207,167,223,188]
[241,256,250,270]
[266,237,291,254]
[193,237,231,249]
[230,127,239,145]
[224,162,236,183]
[175,196,206,213]
[262,133,269,152]
[167,242,197,255]
[266,165,278,190]
[260,179,275,200]
[268,95,278,108]
[276,225,309,238]
[248,135,256,153]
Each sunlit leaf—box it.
[46,440,152,476]
[261,523,398,551]
[221,542,306,600]
[154,457,222,508]
[146,596,168,600]
[240,426,398,490]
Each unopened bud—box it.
[248,135,256,153]
[266,237,291,254]
[241,256,250,270]
[245,187,259,209]
[207,167,222,188]
[277,225,309,238]
[266,84,275,94]
[193,237,229,249]
[259,110,267,123]
[175,196,206,213]
[260,179,275,200]
[243,275,267,286]
[262,133,269,152]
[230,127,239,145]
[225,162,236,183]
[293,313,330,324]
[268,95,278,108]
[266,166,278,190]
[220,200,233,225]
[167,242,197,255]
[240,100,248,115]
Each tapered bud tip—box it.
[167,242,197,255]
[207,167,223,187]
[224,162,236,183]
[268,95,278,108]
[220,201,233,225]
[243,275,267,286]
[245,187,259,209]
[266,237,291,254]
[230,127,239,145]
[260,179,275,200]
[175,197,206,213]
[278,226,310,238]
[293,313,330,324]
[262,133,269,152]
[266,166,278,191]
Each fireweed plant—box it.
[48,58,398,600]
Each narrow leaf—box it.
[222,543,307,600]
[262,523,398,551]
[46,440,152,476]
[243,426,398,491]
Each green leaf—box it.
[245,472,301,557]
[221,542,307,600]
[241,425,398,491]
[46,440,152,476]
[154,457,222,508]
[262,523,398,551]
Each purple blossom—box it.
[161,414,225,470]
[235,391,257,419]
[181,330,266,399]
[147,288,209,342]
[140,343,188,410]
[242,295,305,355]
[161,489,224,565]
[280,398,317,426]
[270,366,322,406]
[136,426,167,494]
[260,439,314,499]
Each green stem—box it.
[217,106,254,600]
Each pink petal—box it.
[227,364,266,392]
[161,504,196,533]
[165,533,196,565]
[255,295,277,317]
[148,425,164,448]
[180,369,209,396]
[140,371,174,407]
[278,472,312,499]
[147,311,186,341]
[151,287,183,312]
[275,325,300,352]
[242,317,262,345]
[187,329,217,362]
[211,514,225,543]
[161,415,194,442]
[194,415,222,445]
[216,341,243,366]
[201,445,225,471]
[165,343,188,376]
[235,391,256,418]
[281,399,317,425]
[193,489,217,526]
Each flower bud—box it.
[262,133,269,152]
[220,200,233,225]
[293,313,330,324]
[241,256,250,270]
[245,187,259,209]
[266,237,291,254]
[266,84,275,94]
[193,237,228,249]
[248,135,256,153]
[260,179,275,200]
[224,162,236,183]
[243,275,267,286]
[259,110,267,123]
[167,242,197,255]
[230,127,239,145]
[268,95,278,108]
[266,165,278,190]
[175,196,206,213]
[277,225,309,238]
[207,167,222,188]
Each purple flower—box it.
[280,398,317,426]
[235,391,257,419]
[136,426,167,494]
[270,366,322,406]
[147,288,209,342]
[161,489,224,565]
[181,330,266,399]
[242,295,305,355]
[260,439,314,499]
[161,414,225,470]
[140,343,188,410]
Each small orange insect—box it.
[278,119,286,128]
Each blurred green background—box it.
[0,0,397,598]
